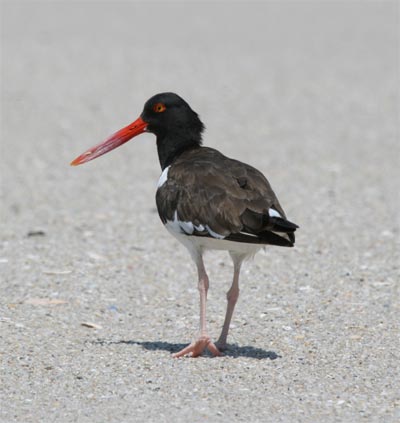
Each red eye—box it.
[153,103,166,113]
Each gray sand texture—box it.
[1,1,399,422]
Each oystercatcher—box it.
[71,92,298,358]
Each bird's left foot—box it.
[173,335,221,358]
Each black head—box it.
[71,92,204,170]
[141,92,205,169]
[140,92,203,138]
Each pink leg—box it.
[216,255,243,350]
[173,256,220,358]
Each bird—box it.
[71,92,298,358]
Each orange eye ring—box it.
[153,102,166,113]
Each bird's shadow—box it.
[92,339,280,360]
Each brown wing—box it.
[156,147,297,246]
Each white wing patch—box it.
[165,210,225,239]
[268,208,282,218]
[179,219,195,235]
[205,225,225,239]
[157,166,170,188]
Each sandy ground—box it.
[1,1,399,422]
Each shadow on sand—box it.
[92,339,280,360]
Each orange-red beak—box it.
[70,116,148,166]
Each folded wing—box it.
[156,147,298,247]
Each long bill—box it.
[70,116,147,166]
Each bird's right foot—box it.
[173,336,221,358]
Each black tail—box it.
[270,216,299,233]
[226,228,296,247]
[226,217,298,247]
[267,216,298,246]
[237,208,299,247]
